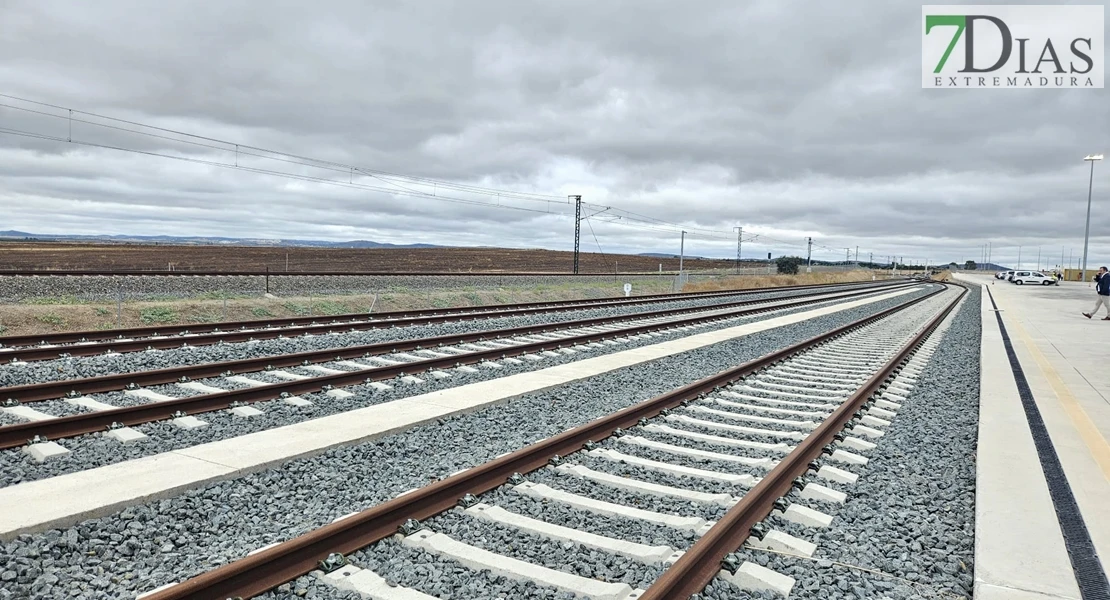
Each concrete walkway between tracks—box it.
[955,273,1110,599]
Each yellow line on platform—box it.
[996,292,1110,481]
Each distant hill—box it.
[0,230,444,249]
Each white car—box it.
[1010,271,1057,285]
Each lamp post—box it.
[1081,154,1104,281]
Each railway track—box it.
[0,279,903,362]
[134,281,964,599]
[0,281,921,451]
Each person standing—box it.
[1083,266,1110,319]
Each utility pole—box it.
[1037,246,1041,271]
[869,252,873,265]
[854,246,859,263]
[806,238,813,273]
[988,241,992,266]
[734,226,742,274]
[1018,245,1022,269]
[845,248,851,263]
[679,231,686,274]
[570,195,583,274]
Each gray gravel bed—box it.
[525,466,730,523]
[466,485,704,550]
[568,451,742,496]
[707,286,980,599]
[0,288,928,488]
[601,436,772,479]
[0,287,935,599]
[419,509,666,588]
[0,411,24,426]
[633,427,783,459]
[661,412,806,448]
[0,282,890,387]
[671,405,814,435]
[8,398,95,418]
[344,536,584,600]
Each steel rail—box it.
[638,281,967,600]
[0,282,921,404]
[135,283,950,600]
[0,279,903,352]
[0,283,926,449]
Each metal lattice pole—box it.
[571,195,582,274]
[734,226,742,274]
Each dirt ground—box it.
[0,271,883,337]
[0,241,737,273]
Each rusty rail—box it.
[137,284,951,600]
[0,279,903,357]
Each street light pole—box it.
[1081,154,1104,281]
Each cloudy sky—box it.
[1,1,1107,267]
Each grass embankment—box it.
[0,279,679,337]
[681,270,881,292]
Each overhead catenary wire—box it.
[1,94,898,262]
[0,94,748,243]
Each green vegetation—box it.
[463,292,482,305]
[188,311,222,323]
[775,256,805,275]
[251,307,273,318]
[140,306,178,324]
[95,307,111,316]
[282,302,310,316]
[36,313,65,325]
[311,300,347,316]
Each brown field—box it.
[0,242,738,273]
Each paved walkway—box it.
[955,273,1110,599]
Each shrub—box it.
[37,313,64,325]
[140,307,178,324]
[775,256,805,275]
[251,307,273,318]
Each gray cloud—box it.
[0,0,1107,268]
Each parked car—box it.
[1010,271,1058,285]
[1001,270,1015,281]
[995,271,1010,279]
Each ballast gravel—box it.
[0,287,925,487]
[0,285,941,600]
[0,273,685,302]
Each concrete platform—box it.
[0,286,917,539]
[955,273,1110,599]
